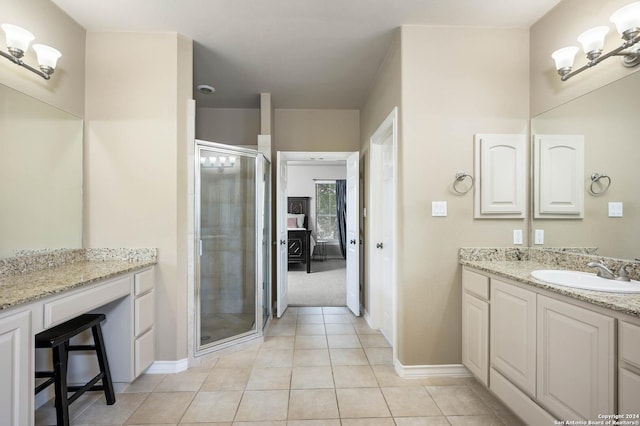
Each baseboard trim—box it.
[394,361,473,379]
[145,358,189,374]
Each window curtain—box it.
[336,179,347,259]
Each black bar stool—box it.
[35,313,116,426]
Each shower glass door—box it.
[195,141,270,353]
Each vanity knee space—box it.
[462,266,640,424]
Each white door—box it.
[346,152,360,316]
[276,152,288,317]
[369,108,397,345]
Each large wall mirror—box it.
[0,83,83,258]
[530,71,640,260]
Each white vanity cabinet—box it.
[0,309,33,426]
[133,267,155,375]
[461,269,489,385]
[491,279,537,397]
[536,294,615,421]
[619,321,640,414]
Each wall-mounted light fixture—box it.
[551,2,640,81]
[200,156,237,170]
[1,24,62,80]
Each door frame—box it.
[367,107,398,359]
[276,151,360,316]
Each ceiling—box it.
[52,0,561,109]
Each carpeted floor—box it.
[287,258,346,306]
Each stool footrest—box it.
[67,372,105,405]
[35,378,55,394]
[67,345,97,351]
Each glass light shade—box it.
[1,24,34,53]
[610,2,640,37]
[577,26,610,53]
[551,46,579,70]
[32,44,61,69]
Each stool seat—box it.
[35,313,115,426]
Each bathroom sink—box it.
[531,270,640,293]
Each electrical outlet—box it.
[432,201,447,217]
[513,229,523,245]
[608,202,623,217]
[534,229,544,245]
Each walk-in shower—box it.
[195,141,270,354]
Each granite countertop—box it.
[460,258,640,318]
[0,248,156,311]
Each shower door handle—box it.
[199,239,203,256]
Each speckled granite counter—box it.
[0,248,156,311]
[459,248,640,318]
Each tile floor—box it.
[35,306,525,425]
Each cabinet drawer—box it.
[44,275,131,328]
[135,328,155,376]
[620,321,640,369]
[462,269,490,300]
[134,268,154,296]
[135,291,154,337]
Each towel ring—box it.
[590,173,611,195]
[453,172,474,194]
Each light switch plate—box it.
[513,229,523,245]
[432,201,447,217]
[534,229,544,245]
[608,202,623,217]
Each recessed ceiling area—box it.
[51,0,561,109]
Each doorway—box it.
[276,152,360,317]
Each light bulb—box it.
[1,24,34,58]
[32,44,61,74]
[610,2,640,40]
[577,26,610,60]
[552,46,579,73]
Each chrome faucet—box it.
[587,261,631,281]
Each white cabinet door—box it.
[537,295,614,421]
[0,310,32,426]
[619,368,640,414]
[474,134,526,218]
[490,279,536,397]
[462,292,489,385]
[533,134,584,218]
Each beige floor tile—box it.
[341,419,396,426]
[125,391,195,424]
[332,365,378,388]
[364,347,393,365]
[372,365,419,387]
[291,366,334,389]
[232,422,284,426]
[288,389,339,420]
[336,388,391,418]
[254,348,294,368]
[420,376,476,386]
[327,334,361,349]
[352,321,380,334]
[261,335,295,350]
[358,334,391,348]
[121,374,166,393]
[324,314,352,324]
[181,423,231,426]
[266,323,296,337]
[73,393,148,425]
[427,385,492,416]
[297,307,323,315]
[325,323,356,335]
[235,390,289,421]
[36,392,101,425]
[497,414,526,425]
[293,348,331,366]
[201,367,250,391]
[215,349,259,369]
[393,417,451,426]
[287,420,340,426]
[329,348,369,365]
[466,379,514,417]
[295,335,328,349]
[447,414,505,425]
[297,314,325,324]
[381,386,442,417]
[154,370,208,392]
[322,307,348,314]
[179,391,243,423]
[246,367,292,390]
[296,324,327,336]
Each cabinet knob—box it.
[350,239,357,245]
[280,240,286,245]
[376,242,383,249]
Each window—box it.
[315,181,338,241]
